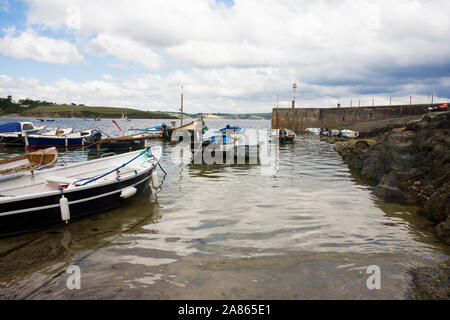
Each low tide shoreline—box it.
[325,111,450,299]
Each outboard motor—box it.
[91,129,102,142]
[161,123,169,140]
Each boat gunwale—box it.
[26,128,99,139]
[0,146,162,204]
[0,171,153,217]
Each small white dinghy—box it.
[40,128,74,136]
[305,128,321,135]
[339,129,359,138]
[0,146,162,235]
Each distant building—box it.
[20,105,30,108]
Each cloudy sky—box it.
[0,0,449,113]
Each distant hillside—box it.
[155,111,271,120]
[189,112,272,120]
[0,99,177,119]
[0,97,272,120]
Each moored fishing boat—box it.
[40,127,73,136]
[0,122,47,147]
[218,125,244,136]
[305,128,321,135]
[272,128,296,143]
[127,125,170,139]
[191,133,259,163]
[0,148,58,175]
[339,129,359,138]
[168,119,207,142]
[25,129,102,149]
[88,135,146,153]
[0,146,162,235]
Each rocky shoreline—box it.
[332,112,449,243]
[328,111,449,299]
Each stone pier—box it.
[271,103,448,133]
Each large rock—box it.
[436,218,450,245]
[411,260,450,300]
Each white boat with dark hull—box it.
[40,127,74,136]
[271,128,296,143]
[192,133,260,162]
[0,122,47,147]
[0,146,162,235]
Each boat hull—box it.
[0,135,25,147]
[88,139,146,152]
[26,137,85,148]
[279,136,295,143]
[193,143,259,163]
[25,130,102,149]
[0,168,153,236]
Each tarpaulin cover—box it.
[0,122,21,133]
[219,126,241,131]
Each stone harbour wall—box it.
[272,103,447,133]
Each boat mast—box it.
[180,85,184,126]
[276,94,279,130]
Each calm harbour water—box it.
[0,117,448,299]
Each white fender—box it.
[60,195,70,223]
[151,170,160,189]
[120,186,137,199]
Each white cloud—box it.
[0,30,83,64]
[101,74,114,81]
[0,0,446,112]
[166,40,286,68]
[84,33,163,71]
[1,71,448,114]
[24,0,450,70]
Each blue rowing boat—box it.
[25,129,102,149]
[127,125,172,138]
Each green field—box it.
[1,97,272,120]
[14,104,177,119]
